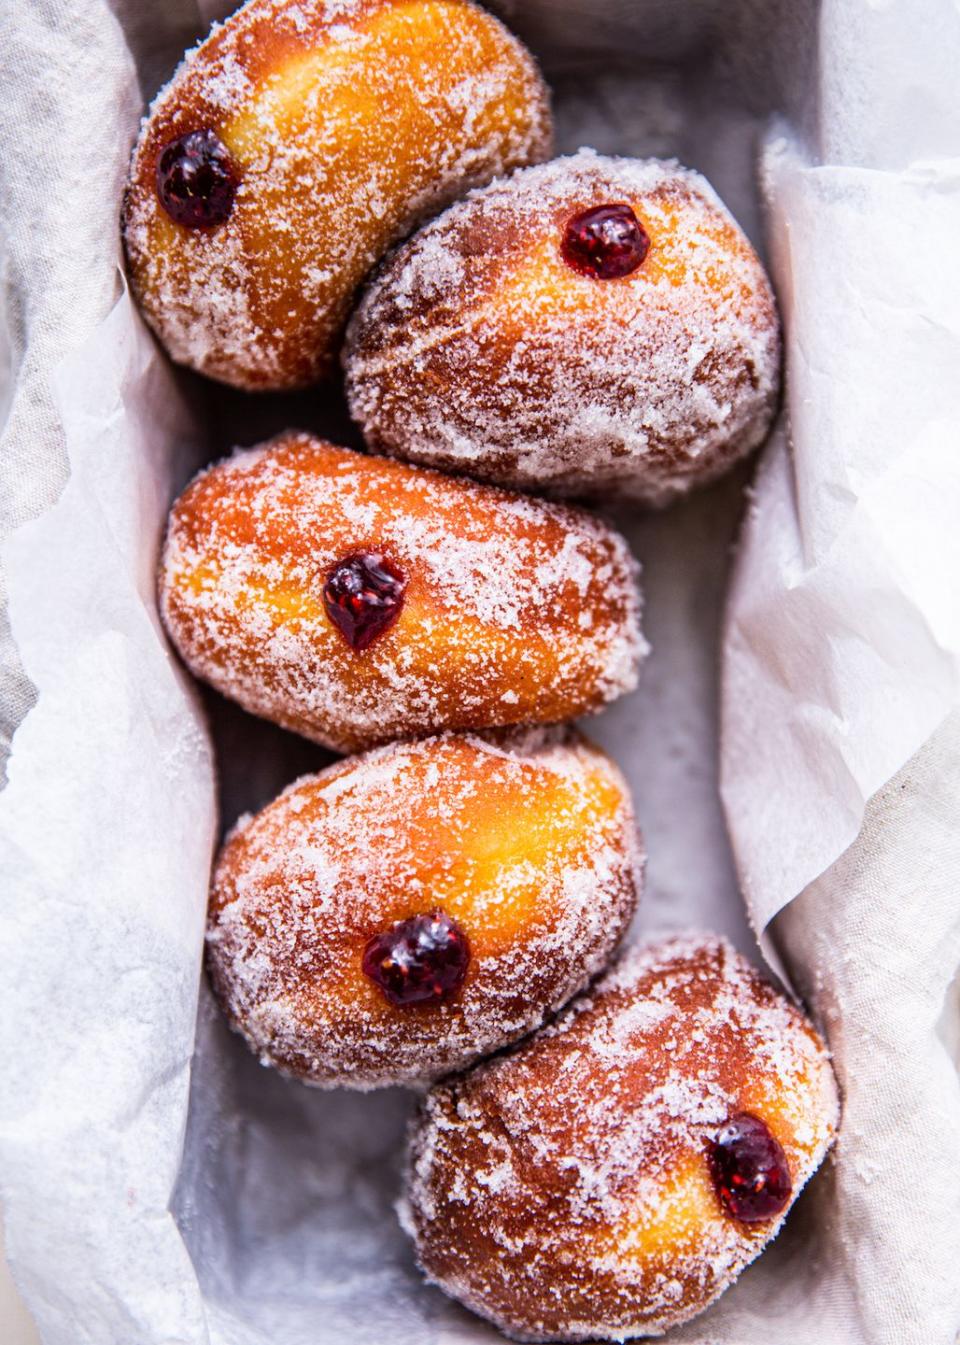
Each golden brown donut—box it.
[206,728,643,1088]
[123,0,551,389]
[403,934,839,1340]
[344,150,781,504]
[159,433,645,752]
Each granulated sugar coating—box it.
[344,150,781,505]
[207,728,643,1088]
[159,434,646,752]
[123,0,551,389]
[403,934,838,1341]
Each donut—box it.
[403,934,839,1340]
[159,433,645,753]
[122,0,551,389]
[344,150,781,505]
[206,728,643,1089]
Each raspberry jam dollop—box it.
[561,203,650,279]
[708,1112,793,1223]
[323,552,406,652]
[156,129,238,228]
[362,911,470,1008]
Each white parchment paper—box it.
[0,1,958,1343]
[724,144,960,932]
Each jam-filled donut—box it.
[123,0,551,389]
[207,728,643,1089]
[403,934,839,1340]
[345,150,780,505]
[159,433,645,753]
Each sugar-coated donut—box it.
[344,150,780,505]
[159,433,645,753]
[403,934,839,1341]
[207,728,643,1089]
[123,0,551,389]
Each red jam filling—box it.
[561,203,650,279]
[323,552,406,652]
[361,911,470,1008]
[708,1112,793,1223]
[156,129,238,228]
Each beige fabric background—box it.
[0,1217,37,1344]
[0,3,209,1337]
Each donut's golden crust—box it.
[159,433,645,752]
[207,729,643,1088]
[404,935,839,1340]
[123,0,551,389]
[345,151,781,505]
